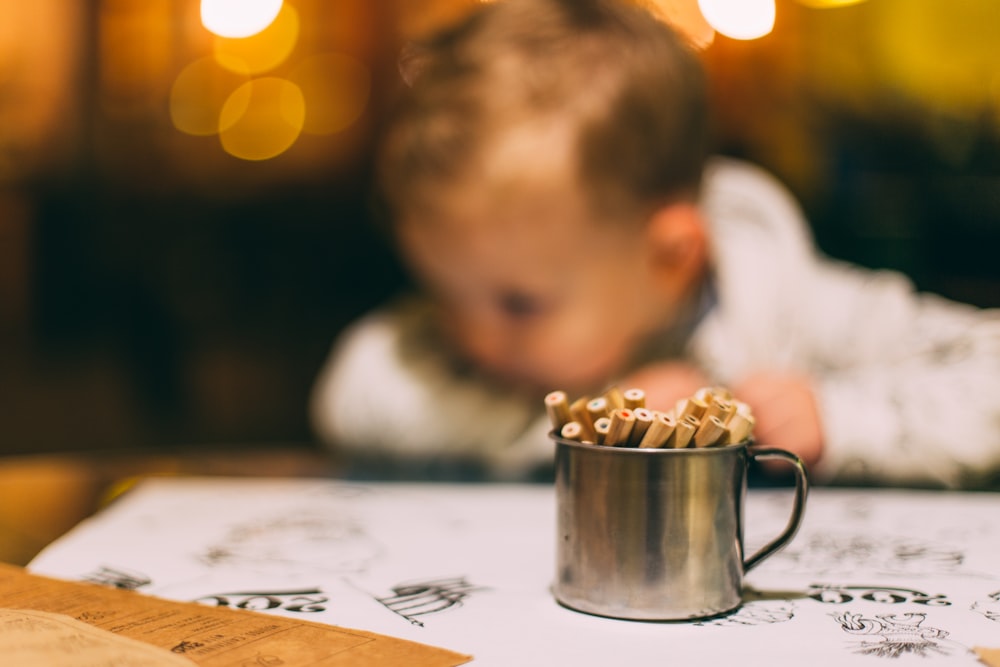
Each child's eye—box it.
[497,290,548,319]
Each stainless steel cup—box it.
[552,435,808,621]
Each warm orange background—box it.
[0,0,997,562]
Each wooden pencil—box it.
[603,386,625,410]
[569,396,597,441]
[724,412,755,444]
[677,397,708,421]
[704,398,735,425]
[638,412,676,448]
[606,408,636,447]
[669,415,698,448]
[622,387,646,410]
[545,385,756,448]
[697,386,732,404]
[586,397,610,425]
[694,415,728,447]
[545,390,573,430]
[626,407,654,446]
[593,416,611,445]
[560,420,585,441]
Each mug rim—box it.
[549,431,752,454]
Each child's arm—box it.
[702,157,1000,488]
[793,261,1000,488]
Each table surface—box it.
[27,477,1000,666]
[0,446,335,565]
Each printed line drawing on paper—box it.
[195,588,329,613]
[82,565,153,591]
[772,533,966,577]
[832,611,971,659]
[972,590,1000,622]
[807,584,951,607]
[375,576,488,627]
[198,512,384,576]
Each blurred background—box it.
[0,0,998,559]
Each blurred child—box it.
[311,0,1000,486]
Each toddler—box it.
[311,0,1000,487]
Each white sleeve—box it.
[803,261,1000,488]
[701,157,1000,488]
[309,301,554,478]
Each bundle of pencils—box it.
[545,385,755,448]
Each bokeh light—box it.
[219,77,305,161]
[794,0,867,7]
[288,53,371,136]
[698,0,775,40]
[213,2,299,75]
[201,0,283,39]
[643,0,715,49]
[170,55,251,136]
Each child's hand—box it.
[732,371,824,466]
[619,362,712,413]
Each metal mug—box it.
[552,434,808,621]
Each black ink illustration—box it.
[972,590,1000,623]
[695,601,795,627]
[198,512,382,575]
[83,565,152,590]
[833,611,963,659]
[376,576,486,627]
[809,584,950,607]
[773,533,964,577]
[171,639,206,653]
[196,589,328,613]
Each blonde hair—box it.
[377,0,710,222]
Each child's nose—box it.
[461,321,530,377]
[464,324,512,366]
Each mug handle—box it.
[743,448,809,573]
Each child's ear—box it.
[644,201,709,293]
